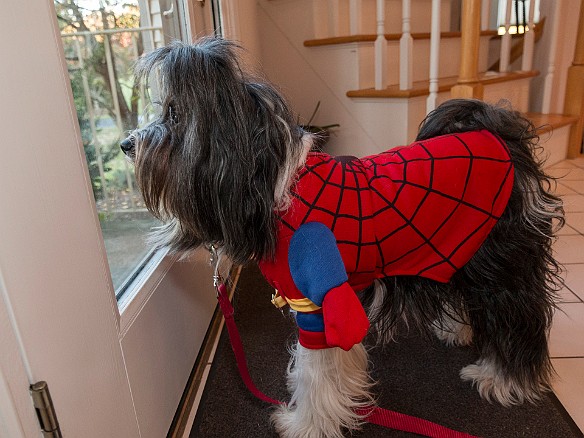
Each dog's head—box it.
[122,37,305,262]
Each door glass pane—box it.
[55,0,169,294]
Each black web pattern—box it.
[279,134,513,281]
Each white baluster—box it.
[329,0,340,37]
[427,0,441,113]
[313,1,328,39]
[375,0,388,89]
[542,0,562,113]
[500,0,513,72]
[400,0,413,90]
[349,0,362,35]
[481,0,492,30]
[521,0,536,71]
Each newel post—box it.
[564,0,584,158]
[451,0,484,99]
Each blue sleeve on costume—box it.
[296,313,325,332]
[288,222,348,306]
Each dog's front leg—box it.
[272,341,373,438]
[270,223,375,436]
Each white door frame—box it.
[0,1,217,437]
[0,287,39,437]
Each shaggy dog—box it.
[121,37,564,438]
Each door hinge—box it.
[30,381,62,438]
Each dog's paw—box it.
[433,322,473,347]
[433,314,473,347]
[271,405,345,438]
[460,359,545,406]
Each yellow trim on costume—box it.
[271,289,322,312]
[285,297,321,312]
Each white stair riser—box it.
[482,77,532,113]
[331,79,534,156]
[542,125,571,168]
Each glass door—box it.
[55,0,171,293]
[0,1,219,436]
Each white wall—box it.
[251,0,447,156]
[255,0,397,156]
[529,0,581,113]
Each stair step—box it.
[526,112,579,133]
[526,113,579,166]
[346,70,539,99]
[304,30,497,47]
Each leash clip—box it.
[271,289,287,315]
[208,244,224,295]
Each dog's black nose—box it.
[120,136,135,154]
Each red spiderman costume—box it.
[259,130,514,351]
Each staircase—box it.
[256,0,583,164]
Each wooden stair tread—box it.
[346,70,539,99]
[526,112,579,133]
[304,30,498,47]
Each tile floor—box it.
[183,159,584,436]
[547,158,584,434]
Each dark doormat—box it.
[190,264,583,438]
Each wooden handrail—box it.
[564,0,584,157]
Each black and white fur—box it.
[121,37,564,438]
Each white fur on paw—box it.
[274,343,374,438]
[271,404,346,438]
[434,321,473,347]
[460,359,544,407]
[433,306,473,347]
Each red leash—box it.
[216,281,283,406]
[216,281,479,438]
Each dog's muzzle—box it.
[120,136,135,155]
